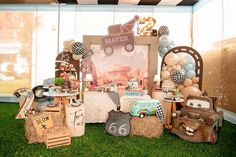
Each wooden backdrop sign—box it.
[83,35,158,95]
[101,15,139,56]
[32,113,54,136]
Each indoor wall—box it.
[193,0,236,113]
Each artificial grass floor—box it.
[0,103,236,157]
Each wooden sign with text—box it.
[32,113,54,136]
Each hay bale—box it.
[131,116,163,138]
[51,112,65,127]
[25,112,65,144]
[25,113,45,144]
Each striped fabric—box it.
[57,0,199,6]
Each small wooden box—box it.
[44,127,71,149]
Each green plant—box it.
[54,77,65,86]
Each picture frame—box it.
[83,35,158,95]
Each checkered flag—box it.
[156,102,164,122]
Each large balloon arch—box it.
[160,46,203,100]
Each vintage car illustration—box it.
[171,95,223,144]
[130,99,161,118]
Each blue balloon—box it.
[161,47,168,53]
[159,47,168,57]
[159,35,170,47]
[167,44,174,50]
[159,52,165,57]
[158,45,163,52]
[186,70,196,79]
[170,40,175,45]
[190,61,196,67]
[182,63,194,70]
[185,55,195,64]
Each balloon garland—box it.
[158,25,175,57]
[161,52,202,100]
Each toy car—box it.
[171,95,223,144]
[130,99,164,121]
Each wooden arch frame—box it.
[161,46,203,90]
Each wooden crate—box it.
[44,127,71,149]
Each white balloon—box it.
[72,54,82,60]
[186,70,196,79]
[162,79,176,89]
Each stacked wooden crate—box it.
[44,127,71,149]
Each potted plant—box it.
[54,77,65,93]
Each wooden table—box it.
[162,98,184,129]
[43,92,79,106]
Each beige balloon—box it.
[192,83,199,88]
[172,65,177,70]
[167,66,172,72]
[72,54,82,60]
[161,71,171,80]
[162,65,168,71]
[164,53,179,66]
[183,79,193,87]
[176,64,182,70]
[192,77,199,83]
